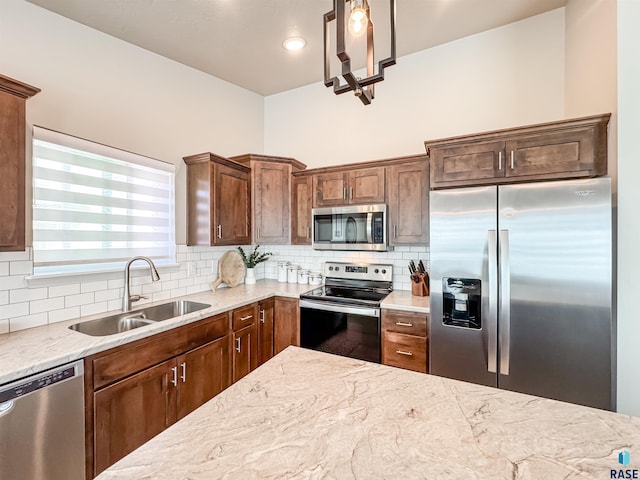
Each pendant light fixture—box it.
[324,0,396,105]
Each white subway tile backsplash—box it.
[10,312,48,331]
[30,297,65,315]
[81,302,109,317]
[0,243,429,334]
[48,307,81,324]
[10,287,48,303]
[0,302,29,320]
[81,280,109,293]
[65,292,95,308]
[49,284,81,298]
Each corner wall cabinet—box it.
[231,154,306,245]
[0,74,40,251]
[381,309,428,374]
[183,152,251,246]
[426,114,611,189]
[85,312,230,478]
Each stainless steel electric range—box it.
[299,262,393,363]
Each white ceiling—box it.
[25,0,568,96]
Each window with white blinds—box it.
[32,126,176,276]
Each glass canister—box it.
[308,272,323,286]
[297,270,309,285]
[277,261,289,283]
[287,265,299,283]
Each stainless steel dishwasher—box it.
[0,360,85,480]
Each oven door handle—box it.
[300,299,380,318]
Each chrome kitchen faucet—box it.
[122,256,160,311]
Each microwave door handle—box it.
[366,212,373,243]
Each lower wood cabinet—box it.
[85,312,230,478]
[258,298,275,365]
[381,309,429,374]
[274,297,299,355]
[231,303,258,383]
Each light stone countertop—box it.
[0,279,423,386]
[382,290,430,313]
[96,346,640,480]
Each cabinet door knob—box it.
[170,366,178,387]
[236,337,241,353]
[180,362,186,383]
[396,350,413,356]
[395,322,413,327]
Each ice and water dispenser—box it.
[442,278,482,329]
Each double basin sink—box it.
[69,300,211,336]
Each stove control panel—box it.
[324,262,393,282]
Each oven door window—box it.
[300,307,380,363]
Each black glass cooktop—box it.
[300,285,389,306]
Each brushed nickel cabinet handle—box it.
[260,309,265,323]
[395,322,413,327]
[170,366,178,387]
[236,337,241,353]
[343,187,347,200]
[349,186,353,200]
[498,151,503,171]
[396,350,413,356]
[510,150,515,169]
[240,314,253,321]
[180,362,186,383]
[217,225,222,238]
[394,225,398,238]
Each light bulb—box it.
[348,0,368,36]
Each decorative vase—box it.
[245,267,256,285]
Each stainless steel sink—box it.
[69,300,211,336]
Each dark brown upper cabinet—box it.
[291,173,313,245]
[0,74,40,252]
[183,153,251,246]
[426,114,610,189]
[313,166,385,207]
[231,154,306,245]
[386,155,430,246]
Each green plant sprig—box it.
[237,245,272,268]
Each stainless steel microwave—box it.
[312,204,388,251]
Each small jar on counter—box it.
[297,270,309,285]
[308,272,323,286]
[287,265,299,284]
[277,261,290,283]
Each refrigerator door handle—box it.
[487,230,498,373]
[499,229,511,375]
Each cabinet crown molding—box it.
[183,152,251,172]
[0,74,40,98]
[230,153,307,172]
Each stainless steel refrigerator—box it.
[429,177,614,410]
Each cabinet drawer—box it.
[91,312,228,390]
[232,303,257,331]
[382,310,428,337]
[383,332,427,373]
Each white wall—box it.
[616,0,640,416]
[265,9,566,168]
[564,0,617,188]
[0,0,265,246]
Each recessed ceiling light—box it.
[282,37,306,51]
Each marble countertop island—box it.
[96,347,640,480]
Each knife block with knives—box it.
[409,260,430,297]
